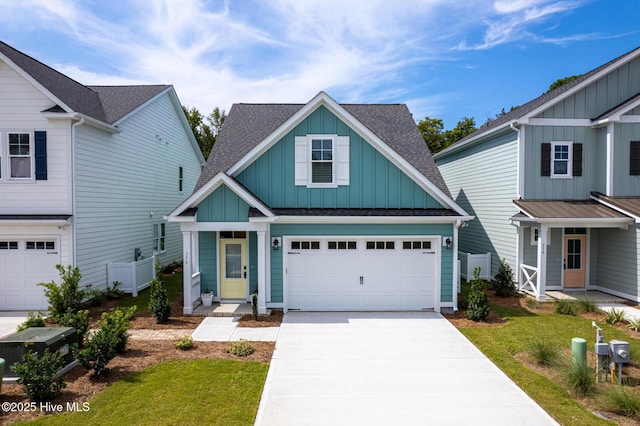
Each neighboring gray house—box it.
[434,47,640,301]
[0,41,205,310]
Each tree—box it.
[417,116,477,154]
[547,75,581,93]
[182,105,226,159]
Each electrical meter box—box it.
[0,327,77,379]
[594,342,610,356]
[609,340,630,364]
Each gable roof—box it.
[196,94,450,197]
[435,46,640,158]
[0,40,169,125]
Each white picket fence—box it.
[458,251,491,281]
[107,255,156,297]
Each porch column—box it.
[182,231,193,315]
[256,229,267,314]
[516,226,524,290]
[536,225,548,301]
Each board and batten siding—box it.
[198,231,217,296]
[594,226,640,299]
[0,60,71,214]
[74,92,202,288]
[613,122,640,196]
[196,185,250,222]
[268,223,454,304]
[437,131,518,277]
[236,106,445,210]
[539,56,640,120]
[522,125,599,199]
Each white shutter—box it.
[294,136,308,186]
[336,136,350,185]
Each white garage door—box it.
[0,238,59,310]
[286,237,437,311]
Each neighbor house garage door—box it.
[285,237,438,311]
[0,238,60,310]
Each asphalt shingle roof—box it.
[196,102,450,197]
[0,40,169,124]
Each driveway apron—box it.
[255,312,557,426]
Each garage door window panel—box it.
[0,241,18,250]
[403,241,432,250]
[26,241,55,250]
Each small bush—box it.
[527,339,561,367]
[104,281,125,300]
[554,300,577,316]
[492,258,516,297]
[603,386,640,419]
[466,267,490,322]
[605,308,627,324]
[628,318,640,332]
[578,298,599,314]
[73,329,119,377]
[99,306,135,353]
[16,311,46,332]
[38,264,88,319]
[227,339,254,357]
[149,277,171,324]
[565,361,596,397]
[174,335,194,350]
[57,309,90,347]
[11,349,66,402]
[525,297,540,310]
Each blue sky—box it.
[0,0,638,128]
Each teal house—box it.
[435,48,640,302]
[169,92,471,314]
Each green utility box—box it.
[0,327,77,379]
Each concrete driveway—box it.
[255,312,557,426]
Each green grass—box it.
[115,272,183,314]
[459,302,640,425]
[19,359,269,426]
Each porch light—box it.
[445,237,452,249]
[271,237,280,250]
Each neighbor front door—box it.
[563,235,586,288]
[220,239,247,299]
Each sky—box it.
[0,0,639,128]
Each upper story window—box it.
[295,135,349,188]
[0,131,47,182]
[179,166,184,192]
[541,142,582,179]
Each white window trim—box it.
[295,134,349,188]
[1,131,35,182]
[550,141,573,179]
[153,222,167,254]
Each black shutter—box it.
[34,131,47,180]
[631,141,640,176]
[541,143,551,176]
[572,143,582,177]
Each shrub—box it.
[605,308,627,324]
[174,335,194,350]
[527,339,561,367]
[252,293,259,321]
[11,349,66,402]
[578,298,599,314]
[16,311,46,332]
[565,361,595,397]
[603,386,640,419]
[99,306,136,353]
[73,328,119,377]
[628,318,640,332]
[466,267,490,322]
[525,297,540,310]
[38,264,88,319]
[57,309,90,347]
[149,277,171,323]
[492,258,516,297]
[227,339,254,357]
[554,299,577,316]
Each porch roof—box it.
[591,192,640,222]
[511,199,633,227]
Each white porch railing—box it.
[519,264,539,298]
[458,251,491,280]
[107,255,156,297]
[190,272,201,306]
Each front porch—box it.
[544,290,631,304]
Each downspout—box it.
[70,116,85,267]
[510,121,523,199]
[452,219,462,312]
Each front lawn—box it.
[18,359,269,426]
[451,295,640,425]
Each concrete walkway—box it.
[191,317,280,341]
[255,312,557,426]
